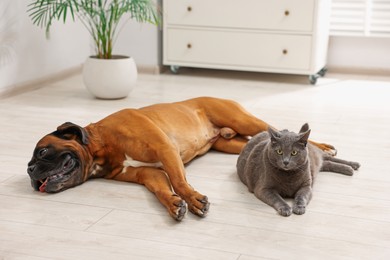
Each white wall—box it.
[115,21,161,68]
[0,0,161,95]
[327,36,390,74]
[0,0,90,94]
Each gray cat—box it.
[236,123,360,216]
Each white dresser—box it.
[162,0,331,84]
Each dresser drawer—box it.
[165,29,312,71]
[164,0,314,32]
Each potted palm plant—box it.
[28,0,160,99]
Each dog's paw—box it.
[186,193,210,218]
[168,195,187,221]
[320,143,338,156]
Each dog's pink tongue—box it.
[39,179,48,192]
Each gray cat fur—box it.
[236,123,360,217]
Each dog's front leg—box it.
[157,148,210,217]
[113,167,187,221]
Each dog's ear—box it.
[56,122,89,145]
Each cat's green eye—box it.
[291,150,298,156]
[276,149,283,155]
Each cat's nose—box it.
[283,160,289,166]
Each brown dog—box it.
[27,97,335,221]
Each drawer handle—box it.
[187,43,192,49]
[187,6,192,12]
[282,49,288,55]
[284,10,290,16]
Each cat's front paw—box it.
[293,204,306,215]
[277,205,292,217]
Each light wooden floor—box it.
[1,69,390,259]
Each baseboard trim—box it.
[0,64,165,99]
[328,66,390,76]
[0,65,83,99]
[137,65,164,74]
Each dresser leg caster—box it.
[309,67,327,85]
[309,74,319,85]
[170,65,180,74]
[318,67,327,77]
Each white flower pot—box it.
[82,55,137,99]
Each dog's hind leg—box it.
[200,97,271,136]
[212,135,249,154]
[201,97,337,154]
[223,106,337,155]
[194,97,269,136]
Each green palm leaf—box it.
[28,0,160,59]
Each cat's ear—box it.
[298,129,311,146]
[299,123,310,133]
[268,127,280,142]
